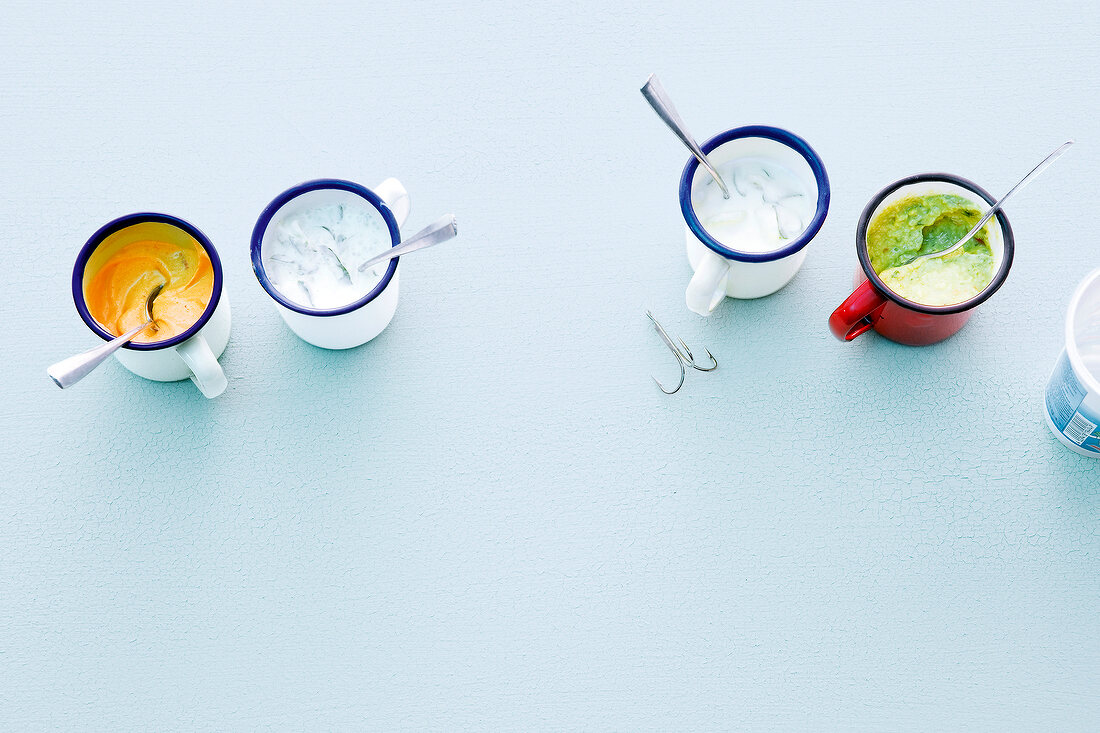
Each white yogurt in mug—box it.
[261,202,392,310]
[691,157,814,253]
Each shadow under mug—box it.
[251,178,410,350]
[681,125,830,316]
[829,174,1015,346]
[72,213,231,398]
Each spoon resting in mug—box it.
[48,283,164,389]
[641,73,730,199]
[910,140,1073,265]
[357,215,458,273]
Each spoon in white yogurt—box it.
[641,73,730,199]
[910,140,1073,265]
[357,214,458,273]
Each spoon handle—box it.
[641,74,731,199]
[47,321,151,389]
[926,140,1074,262]
[358,215,458,272]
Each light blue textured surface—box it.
[2,1,1098,729]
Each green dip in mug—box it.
[866,193,994,306]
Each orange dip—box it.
[85,239,213,343]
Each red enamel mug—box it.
[829,173,1015,346]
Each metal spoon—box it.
[48,283,164,389]
[641,73,730,199]
[911,140,1074,265]
[358,215,458,273]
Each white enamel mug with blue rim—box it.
[1044,267,1100,457]
[73,213,231,399]
[251,178,411,350]
[681,126,830,316]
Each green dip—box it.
[866,193,995,306]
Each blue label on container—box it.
[1046,351,1100,452]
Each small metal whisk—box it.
[645,310,717,394]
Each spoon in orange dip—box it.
[48,283,165,388]
[48,237,214,388]
[84,238,214,343]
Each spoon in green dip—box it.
[911,140,1074,265]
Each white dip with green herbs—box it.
[263,202,392,310]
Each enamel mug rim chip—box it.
[250,178,402,317]
[73,212,224,351]
[679,124,831,263]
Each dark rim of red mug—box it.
[856,173,1015,315]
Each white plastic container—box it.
[1044,268,1100,456]
[251,178,411,350]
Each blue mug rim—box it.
[250,178,401,317]
[72,212,224,351]
[679,125,831,263]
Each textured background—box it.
[1,0,1098,729]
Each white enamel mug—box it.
[681,126,830,316]
[251,178,411,350]
[1044,267,1100,457]
[73,214,230,398]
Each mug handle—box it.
[374,177,411,229]
[686,248,731,316]
[829,279,887,341]
[176,334,228,398]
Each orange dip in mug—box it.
[85,239,213,344]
